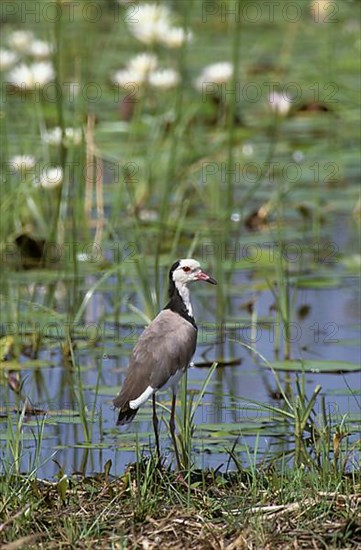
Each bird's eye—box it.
[182,266,191,272]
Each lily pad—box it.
[326,388,361,396]
[295,277,341,289]
[270,359,360,373]
[73,442,113,450]
[0,360,55,370]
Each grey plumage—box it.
[113,309,197,425]
[113,256,216,456]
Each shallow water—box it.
[0,0,360,478]
[1,211,359,478]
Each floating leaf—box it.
[43,416,89,425]
[73,442,113,450]
[334,338,360,347]
[295,277,341,289]
[0,360,54,371]
[194,357,242,368]
[86,385,117,396]
[270,359,360,373]
[326,388,361,396]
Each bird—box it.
[113,258,217,467]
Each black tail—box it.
[116,406,138,426]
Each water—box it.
[1,214,359,478]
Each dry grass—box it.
[1,463,360,549]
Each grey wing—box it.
[149,316,197,389]
[113,310,197,408]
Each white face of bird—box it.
[172,259,217,286]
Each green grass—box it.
[1,359,359,547]
[0,456,359,548]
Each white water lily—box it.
[242,143,254,156]
[0,49,18,71]
[113,69,145,88]
[42,126,82,147]
[28,39,54,59]
[64,127,82,146]
[7,62,55,89]
[126,3,172,44]
[268,90,292,116]
[113,53,158,88]
[39,166,63,189]
[7,30,34,52]
[149,68,180,89]
[310,0,334,23]
[9,155,36,172]
[160,27,192,48]
[126,3,191,49]
[128,53,158,77]
[42,127,62,145]
[195,62,233,91]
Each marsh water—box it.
[2,211,360,479]
[0,0,360,478]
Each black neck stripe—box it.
[164,273,197,329]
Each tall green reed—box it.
[175,361,218,472]
[2,400,49,478]
[229,341,355,472]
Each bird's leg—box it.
[170,392,182,471]
[152,394,161,465]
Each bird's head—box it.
[170,259,217,286]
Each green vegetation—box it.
[0,0,360,547]
[0,458,360,548]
